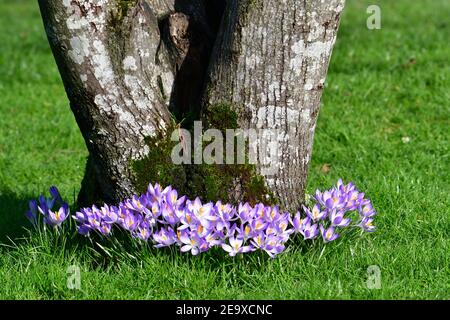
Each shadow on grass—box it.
[0,191,32,243]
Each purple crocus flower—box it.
[264,206,281,223]
[101,204,119,224]
[257,234,285,258]
[360,203,376,217]
[147,183,163,202]
[44,203,69,227]
[122,210,141,231]
[165,188,186,209]
[253,203,266,219]
[37,195,52,215]
[345,190,364,208]
[204,230,223,247]
[238,202,253,222]
[250,232,267,250]
[274,215,294,241]
[221,237,253,257]
[215,201,237,231]
[49,186,63,203]
[77,224,91,236]
[30,187,69,228]
[329,210,351,227]
[87,207,102,230]
[265,223,277,236]
[99,222,112,236]
[135,221,151,241]
[323,191,346,210]
[25,200,39,226]
[290,213,310,233]
[359,217,376,232]
[153,227,177,248]
[337,179,356,193]
[250,217,268,233]
[320,225,340,242]
[178,230,207,256]
[73,207,92,224]
[34,179,377,258]
[300,220,319,240]
[160,203,179,226]
[188,198,216,227]
[193,223,208,238]
[304,204,326,221]
[178,209,197,231]
[236,223,254,240]
[125,195,152,218]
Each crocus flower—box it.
[250,232,266,250]
[300,220,319,240]
[323,191,346,210]
[25,200,38,226]
[165,188,186,209]
[221,237,253,257]
[73,207,92,224]
[274,216,294,241]
[251,233,285,258]
[263,235,286,258]
[122,210,141,231]
[250,217,268,233]
[160,203,179,226]
[38,195,54,213]
[178,230,206,256]
[188,198,216,227]
[126,195,152,217]
[337,179,355,193]
[178,209,198,231]
[135,222,151,240]
[204,230,223,247]
[147,183,163,202]
[360,203,376,218]
[99,222,112,236]
[320,225,339,242]
[290,213,310,233]
[153,227,177,248]
[44,203,69,227]
[193,223,208,238]
[236,223,253,240]
[77,224,91,236]
[49,186,63,203]
[238,202,253,222]
[87,208,102,230]
[329,210,351,227]
[304,204,327,221]
[359,217,376,232]
[215,201,237,231]
[264,206,281,223]
[101,204,119,224]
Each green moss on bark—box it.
[131,103,276,206]
[131,124,187,195]
[117,0,138,20]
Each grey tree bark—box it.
[38,0,345,211]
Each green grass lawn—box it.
[0,0,449,299]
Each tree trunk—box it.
[38,0,345,211]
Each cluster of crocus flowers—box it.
[26,179,377,258]
[26,186,70,228]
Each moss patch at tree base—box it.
[131,103,276,206]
